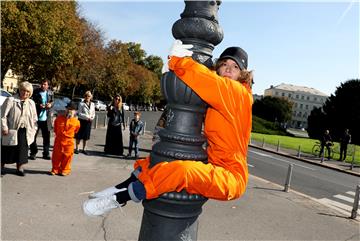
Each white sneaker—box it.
[83,195,120,217]
[89,187,125,199]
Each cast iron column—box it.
[138,1,223,240]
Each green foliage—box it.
[307,79,360,145]
[253,96,293,124]
[252,115,289,135]
[1,1,80,82]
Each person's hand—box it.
[162,40,193,74]
[45,103,52,109]
[2,129,8,135]
[169,40,193,58]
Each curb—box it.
[249,144,360,177]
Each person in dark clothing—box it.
[126,112,144,158]
[319,129,333,160]
[29,79,54,160]
[339,129,351,161]
[104,95,126,155]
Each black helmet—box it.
[218,47,248,70]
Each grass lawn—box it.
[251,132,360,164]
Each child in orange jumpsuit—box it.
[83,40,253,216]
[51,102,80,176]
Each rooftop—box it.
[267,83,328,96]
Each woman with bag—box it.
[1,81,38,176]
[104,95,126,155]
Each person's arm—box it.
[168,56,253,119]
[77,102,88,120]
[89,102,96,121]
[1,97,13,134]
[121,106,126,129]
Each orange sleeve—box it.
[168,57,253,121]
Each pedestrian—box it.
[50,102,80,176]
[319,129,333,160]
[339,129,351,161]
[104,95,126,155]
[126,111,144,158]
[75,91,95,155]
[83,40,253,217]
[1,81,38,176]
[29,79,54,160]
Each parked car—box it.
[94,100,107,111]
[123,103,130,111]
[0,89,12,106]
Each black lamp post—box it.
[138,1,223,240]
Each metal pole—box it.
[94,115,98,129]
[138,1,223,240]
[350,185,360,219]
[297,145,301,158]
[104,115,107,127]
[284,164,293,192]
[276,140,280,152]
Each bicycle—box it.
[312,141,334,159]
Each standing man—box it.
[319,129,333,160]
[29,79,54,160]
[126,111,144,158]
[339,129,351,161]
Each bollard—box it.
[350,145,356,170]
[297,145,301,158]
[104,115,107,127]
[262,137,265,148]
[350,185,360,219]
[276,140,280,152]
[94,115,98,129]
[284,164,293,192]
[143,121,146,134]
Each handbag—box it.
[1,129,18,146]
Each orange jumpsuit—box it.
[135,56,253,201]
[51,115,80,175]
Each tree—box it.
[253,96,293,125]
[126,42,146,65]
[1,1,80,82]
[307,79,360,144]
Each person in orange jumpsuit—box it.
[83,40,253,216]
[51,102,80,176]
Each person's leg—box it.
[75,139,80,153]
[343,145,348,160]
[135,157,247,201]
[60,141,74,175]
[326,145,331,159]
[128,137,133,156]
[319,145,324,157]
[82,140,89,155]
[339,145,344,161]
[134,138,139,157]
[29,124,40,159]
[41,122,51,158]
[51,141,62,175]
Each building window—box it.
[305,104,308,109]
[296,95,299,99]
[300,104,303,109]
[307,96,310,100]
[288,93,292,98]
[314,97,317,101]
[294,103,298,107]
[301,95,304,100]
[275,91,279,96]
[282,93,285,97]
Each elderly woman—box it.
[75,91,95,155]
[1,81,38,176]
[104,95,126,155]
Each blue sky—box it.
[78,1,359,95]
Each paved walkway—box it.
[1,127,359,240]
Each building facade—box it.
[2,69,20,93]
[264,83,328,129]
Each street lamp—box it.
[138,1,223,240]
